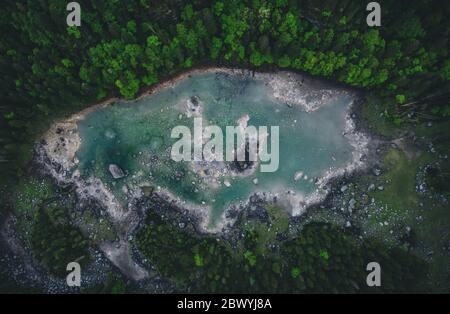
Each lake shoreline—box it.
[37,66,373,231]
[31,66,377,282]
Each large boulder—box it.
[109,164,126,179]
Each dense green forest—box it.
[136,208,428,293]
[0,0,449,293]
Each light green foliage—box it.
[290,267,301,278]
[362,29,385,54]
[67,26,81,39]
[194,253,204,267]
[250,50,264,66]
[278,12,298,45]
[243,250,257,266]
[319,250,330,261]
[396,94,406,104]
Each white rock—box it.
[294,171,304,181]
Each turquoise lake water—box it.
[76,72,355,222]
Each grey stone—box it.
[348,198,357,211]
[108,164,126,179]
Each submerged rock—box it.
[141,185,154,197]
[294,171,303,181]
[108,164,126,179]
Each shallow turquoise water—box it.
[76,72,354,222]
